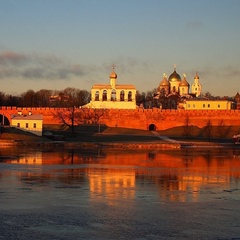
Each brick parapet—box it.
[1,106,240,130]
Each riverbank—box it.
[0,125,236,149]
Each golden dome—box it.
[160,73,170,86]
[109,64,117,79]
[168,68,181,82]
[179,75,189,87]
[109,71,117,79]
[194,71,199,79]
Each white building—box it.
[11,112,43,136]
[191,72,202,97]
[84,66,137,109]
[179,99,235,110]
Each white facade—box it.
[191,72,202,97]
[179,100,235,110]
[11,112,43,136]
[84,68,137,109]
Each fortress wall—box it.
[1,106,240,130]
[100,109,240,130]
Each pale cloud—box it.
[200,65,240,79]
[0,51,27,66]
[0,51,88,80]
[103,56,151,75]
[218,65,240,78]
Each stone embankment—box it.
[0,139,181,149]
[0,138,237,149]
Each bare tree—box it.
[52,107,80,133]
[201,119,213,140]
[52,88,82,133]
[183,114,191,138]
[216,119,231,140]
[35,89,52,107]
[80,108,108,124]
[51,88,91,133]
[19,90,36,107]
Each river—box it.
[0,146,240,239]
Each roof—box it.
[185,99,233,102]
[168,69,181,82]
[179,77,189,87]
[11,114,43,120]
[92,84,136,90]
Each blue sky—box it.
[0,0,240,96]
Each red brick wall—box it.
[1,106,240,131]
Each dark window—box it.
[95,91,99,101]
[128,91,132,101]
[111,89,116,101]
[120,90,125,101]
[26,123,29,128]
[102,90,107,101]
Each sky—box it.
[0,0,240,97]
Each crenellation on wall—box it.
[1,106,240,131]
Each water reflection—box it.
[0,147,240,203]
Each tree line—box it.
[0,87,234,109]
[0,88,91,107]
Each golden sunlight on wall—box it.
[88,169,136,205]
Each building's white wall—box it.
[180,100,234,110]
[85,100,137,109]
[89,88,137,109]
[11,119,43,136]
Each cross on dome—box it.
[109,64,117,79]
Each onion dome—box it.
[109,71,117,79]
[194,71,199,79]
[109,64,117,79]
[179,74,189,86]
[159,73,170,86]
[168,66,181,82]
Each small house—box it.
[11,111,43,136]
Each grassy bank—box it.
[0,124,237,144]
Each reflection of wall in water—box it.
[88,169,135,204]
[9,149,240,203]
[11,152,43,164]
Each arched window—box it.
[120,90,125,101]
[111,89,116,101]
[102,90,107,101]
[95,91,99,101]
[128,91,132,101]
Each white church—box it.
[83,66,137,109]
[156,66,202,98]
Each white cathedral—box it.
[84,65,202,110]
[156,66,202,98]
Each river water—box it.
[0,146,240,240]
